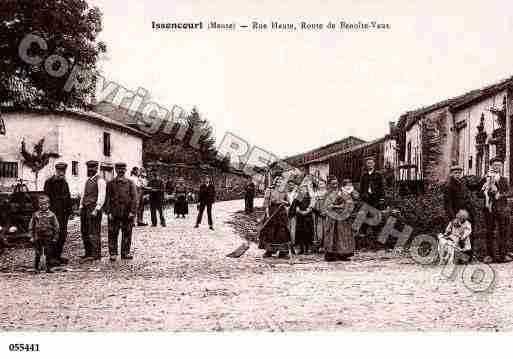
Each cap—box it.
[86,160,99,168]
[114,162,127,170]
[450,164,463,172]
[55,162,68,170]
[342,178,352,186]
[490,157,504,164]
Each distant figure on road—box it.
[244,178,256,214]
[147,171,166,227]
[104,163,138,261]
[44,162,73,266]
[195,175,216,230]
[174,177,189,218]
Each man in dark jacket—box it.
[358,158,385,237]
[244,178,256,214]
[104,163,138,261]
[480,157,512,264]
[147,171,166,227]
[44,162,73,265]
[359,157,385,209]
[443,164,476,263]
[195,176,216,230]
[79,160,106,261]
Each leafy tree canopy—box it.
[0,0,106,109]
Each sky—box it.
[90,0,513,159]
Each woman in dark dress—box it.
[173,177,189,218]
[293,184,314,254]
[258,176,292,259]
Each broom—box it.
[227,204,285,258]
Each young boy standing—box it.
[30,195,60,273]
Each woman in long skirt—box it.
[312,180,328,253]
[258,176,292,259]
[287,183,298,249]
[173,177,189,218]
[294,184,314,254]
[323,178,359,262]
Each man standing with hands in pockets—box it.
[104,163,138,261]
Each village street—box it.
[2,199,513,331]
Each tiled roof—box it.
[306,137,385,164]
[402,76,513,130]
[1,79,149,138]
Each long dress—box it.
[312,191,327,251]
[174,185,189,216]
[287,189,298,245]
[258,188,291,253]
[323,189,358,261]
[294,194,314,251]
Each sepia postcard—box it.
[1,0,513,357]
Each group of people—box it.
[30,161,218,272]
[259,158,385,261]
[442,156,513,264]
[259,155,513,265]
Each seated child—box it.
[29,195,59,273]
[438,209,472,265]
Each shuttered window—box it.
[0,162,18,178]
[103,132,111,156]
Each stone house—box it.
[396,76,513,184]
[0,108,148,196]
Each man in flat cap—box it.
[44,162,73,266]
[79,160,106,261]
[104,162,138,261]
[480,157,512,263]
[443,164,476,263]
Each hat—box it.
[55,162,68,170]
[450,164,463,172]
[114,162,127,170]
[490,157,504,164]
[342,179,352,186]
[86,160,99,168]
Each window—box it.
[72,161,79,176]
[103,132,111,157]
[0,161,18,178]
[0,114,5,135]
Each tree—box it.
[21,138,59,190]
[143,107,221,167]
[0,0,106,110]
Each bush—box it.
[385,177,499,258]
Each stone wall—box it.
[145,163,258,202]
